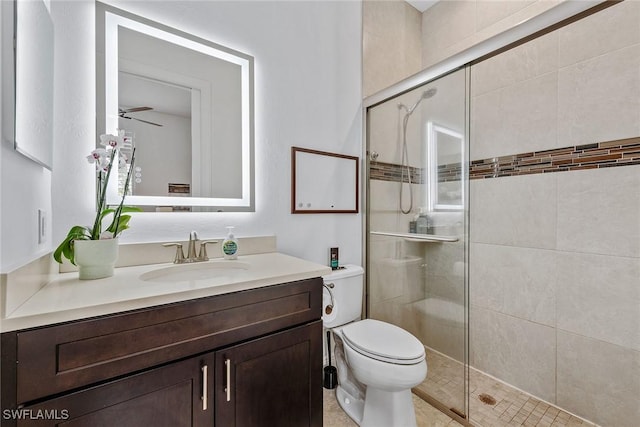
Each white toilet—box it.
[323,265,427,427]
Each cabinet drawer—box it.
[15,278,321,404]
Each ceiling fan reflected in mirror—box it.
[118,106,163,127]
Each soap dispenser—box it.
[222,226,238,260]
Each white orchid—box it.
[86,148,108,164]
[99,132,124,149]
[54,129,141,266]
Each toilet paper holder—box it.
[323,282,335,315]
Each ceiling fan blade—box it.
[121,106,153,113]
[131,117,163,127]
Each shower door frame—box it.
[361,1,618,424]
[364,63,471,424]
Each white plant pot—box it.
[74,238,119,280]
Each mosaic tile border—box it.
[369,161,424,184]
[438,163,463,183]
[368,161,456,184]
[370,137,640,183]
[470,137,640,180]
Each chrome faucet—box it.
[163,232,219,264]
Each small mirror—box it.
[96,2,254,212]
[427,123,464,210]
[4,0,54,170]
[291,147,359,214]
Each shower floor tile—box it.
[323,387,463,427]
[415,349,599,427]
[322,349,598,426]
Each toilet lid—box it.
[341,319,425,365]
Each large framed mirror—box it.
[2,0,54,170]
[96,2,254,212]
[427,122,464,211]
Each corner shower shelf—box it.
[370,231,459,243]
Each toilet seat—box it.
[341,319,425,365]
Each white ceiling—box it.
[119,72,191,118]
[405,0,438,13]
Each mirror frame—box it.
[96,2,255,212]
[291,147,359,214]
[427,122,465,211]
[3,0,54,170]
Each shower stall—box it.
[363,2,640,426]
[365,67,470,422]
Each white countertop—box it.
[1,252,331,332]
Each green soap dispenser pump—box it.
[222,226,238,260]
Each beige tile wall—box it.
[556,331,640,426]
[421,0,563,69]
[365,2,639,425]
[363,0,422,97]
[468,2,640,426]
[470,306,557,403]
[470,173,558,249]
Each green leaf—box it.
[105,206,141,237]
[106,214,133,235]
[98,208,116,222]
[53,226,91,265]
[120,206,142,213]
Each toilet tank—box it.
[322,265,364,329]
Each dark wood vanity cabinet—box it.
[0,278,323,427]
[215,322,322,427]
[16,352,215,427]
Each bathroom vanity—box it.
[0,252,328,427]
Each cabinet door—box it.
[17,353,214,427]
[215,321,322,427]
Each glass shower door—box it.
[365,67,469,421]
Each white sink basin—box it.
[139,261,250,283]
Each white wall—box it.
[0,1,53,273]
[119,112,192,198]
[7,0,362,272]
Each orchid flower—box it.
[53,129,141,266]
[86,148,108,164]
[99,132,124,150]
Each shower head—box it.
[422,87,437,99]
[399,87,438,115]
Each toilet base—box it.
[361,388,417,427]
[336,385,364,425]
[336,385,417,427]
